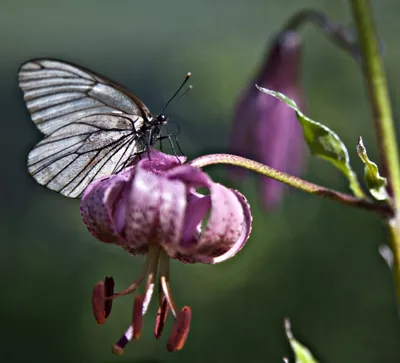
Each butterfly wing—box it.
[19,59,153,198]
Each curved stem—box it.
[189,153,393,217]
[284,9,360,60]
[349,0,400,314]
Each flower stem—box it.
[388,221,400,307]
[349,0,400,204]
[349,0,400,313]
[283,9,360,60]
[189,153,392,217]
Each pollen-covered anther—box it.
[154,295,169,339]
[166,306,192,352]
[91,277,115,324]
[132,295,144,340]
[91,281,106,325]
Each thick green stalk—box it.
[349,0,400,309]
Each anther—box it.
[154,295,169,339]
[92,281,106,324]
[166,306,192,352]
[104,276,114,318]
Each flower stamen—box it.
[112,325,133,356]
[154,295,169,339]
[92,281,107,325]
[160,276,177,318]
[166,306,192,352]
[141,245,160,314]
[111,245,161,355]
[159,251,178,317]
[107,258,150,300]
[132,295,144,340]
[104,276,114,318]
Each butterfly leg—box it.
[173,135,185,156]
[156,135,183,162]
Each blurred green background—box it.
[2,0,400,362]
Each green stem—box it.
[189,154,392,217]
[349,0,400,311]
[350,0,400,200]
[388,221,400,308]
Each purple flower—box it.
[229,31,306,210]
[81,149,252,354]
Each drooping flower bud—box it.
[230,31,306,210]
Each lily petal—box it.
[81,173,130,244]
[122,166,162,253]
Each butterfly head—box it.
[156,113,168,125]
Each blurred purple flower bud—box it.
[80,149,252,353]
[230,31,306,210]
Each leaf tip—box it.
[284,317,293,339]
[357,136,366,154]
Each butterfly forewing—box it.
[19,59,155,198]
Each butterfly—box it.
[19,59,182,198]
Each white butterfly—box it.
[19,59,168,198]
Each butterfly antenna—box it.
[161,72,191,114]
[177,85,193,101]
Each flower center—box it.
[91,245,191,354]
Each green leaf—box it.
[357,137,388,201]
[256,86,364,199]
[284,319,319,363]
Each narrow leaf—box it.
[285,319,319,363]
[256,86,364,198]
[356,137,388,201]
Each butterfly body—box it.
[19,59,167,198]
